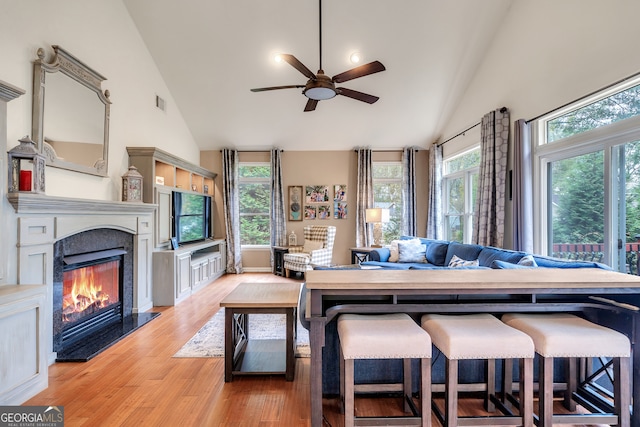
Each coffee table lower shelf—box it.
[231,338,288,376]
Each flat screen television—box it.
[172,191,212,245]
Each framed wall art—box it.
[288,185,303,221]
[305,185,330,203]
[334,184,347,202]
[334,201,347,219]
[318,205,331,219]
[304,205,317,220]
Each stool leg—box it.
[564,357,577,411]
[339,346,345,414]
[615,357,631,427]
[403,358,412,413]
[344,358,355,427]
[421,357,432,427]
[502,358,513,409]
[520,357,534,427]
[445,358,458,427]
[485,358,496,412]
[539,356,554,427]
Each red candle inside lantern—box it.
[19,170,32,191]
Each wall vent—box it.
[155,95,166,111]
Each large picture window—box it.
[535,76,640,274]
[372,162,403,243]
[238,163,271,246]
[442,148,480,243]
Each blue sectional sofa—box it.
[303,236,611,395]
[361,236,610,270]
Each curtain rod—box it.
[437,106,507,147]
[219,149,283,153]
[352,149,416,152]
[525,70,640,124]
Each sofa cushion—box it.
[444,242,484,266]
[448,254,480,268]
[532,255,611,270]
[491,259,536,269]
[478,246,527,267]
[397,240,427,263]
[425,241,449,266]
[361,261,413,269]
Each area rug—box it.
[173,308,310,358]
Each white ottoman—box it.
[422,313,534,427]
[502,313,630,427]
[338,313,432,427]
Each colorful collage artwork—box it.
[291,184,347,220]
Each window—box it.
[238,163,271,246]
[535,76,640,274]
[442,148,480,243]
[372,162,403,243]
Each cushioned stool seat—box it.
[502,313,631,427]
[421,313,534,427]
[338,313,432,427]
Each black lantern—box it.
[7,136,46,194]
[122,165,143,202]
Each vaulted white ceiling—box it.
[123,0,513,151]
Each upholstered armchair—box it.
[283,225,336,278]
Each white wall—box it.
[0,0,200,200]
[440,0,640,143]
[0,0,201,284]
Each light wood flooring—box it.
[26,273,607,426]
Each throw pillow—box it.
[388,240,401,262]
[303,240,324,253]
[425,242,449,265]
[517,254,538,267]
[448,254,479,268]
[397,240,427,263]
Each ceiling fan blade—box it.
[304,99,318,112]
[250,85,304,92]
[280,54,317,80]
[336,88,379,104]
[332,61,386,83]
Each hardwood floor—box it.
[26,273,606,426]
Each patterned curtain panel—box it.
[355,147,373,247]
[270,148,286,267]
[512,119,534,252]
[426,143,443,239]
[473,108,510,247]
[402,146,418,236]
[222,149,243,274]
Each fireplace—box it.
[52,228,158,361]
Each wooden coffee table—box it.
[220,282,301,382]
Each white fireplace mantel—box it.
[8,193,157,368]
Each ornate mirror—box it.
[32,45,110,176]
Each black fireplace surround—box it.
[53,228,158,361]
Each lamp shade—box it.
[365,208,390,223]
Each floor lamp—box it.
[366,208,390,247]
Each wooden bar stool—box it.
[337,313,432,427]
[421,313,534,427]
[502,313,631,427]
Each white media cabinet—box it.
[152,239,226,306]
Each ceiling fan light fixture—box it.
[349,52,361,64]
[304,86,336,100]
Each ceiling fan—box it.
[250,0,386,112]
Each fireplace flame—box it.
[62,261,117,322]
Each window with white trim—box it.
[372,162,403,242]
[442,147,480,243]
[534,76,640,274]
[238,162,271,246]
